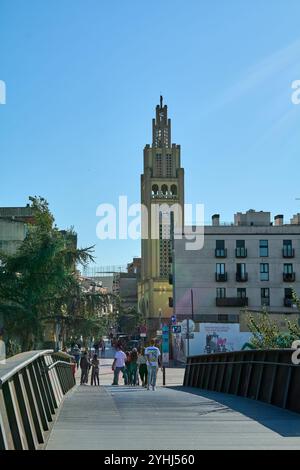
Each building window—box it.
[283,263,295,282]
[159,223,171,277]
[170,184,177,197]
[215,240,226,257]
[284,288,293,307]
[259,240,268,257]
[216,263,225,275]
[237,288,247,298]
[151,184,159,197]
[283,263,293,274]
[261,288,270,306]
[236,240,247,257]
[216,288,226,298]
[283,240,294,258]
[236,263,247,281]
[216,263,227,282]
[260,263,269,281]
[161,184,168,196]
[156,154,162,176]
[166,154,172,177]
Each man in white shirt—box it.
[145,339,161,391]
[111,344,127,385]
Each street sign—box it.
[182,333,194,339]
[162,325,169,365]
[172,325,181,334]
[140,333,147,338]
[156,330,162,336]
[171,315,177,325]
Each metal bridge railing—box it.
[184,349,300,414]
[0,350,75,450]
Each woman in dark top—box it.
[91,354,100,386]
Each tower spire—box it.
[152,97,171,148]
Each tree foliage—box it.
[247,292,300,349]
[0,196,108,351]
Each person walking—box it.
[137,348,148,387]
[94,341,100,358]
[101,340,106,358]
[128,348,138,386]
[71,344,81,370]
[80,351,90,385]
[145,339,161,391]
[111,344,127,385]
[125,351,131,384]
[91,354,100,386]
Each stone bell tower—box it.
[138,97,184,334]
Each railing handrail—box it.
[0,350,53,386]
[186,347,295,360]
[47,360,73,371]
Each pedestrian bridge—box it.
[1,350,300,450]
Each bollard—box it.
[163,367,166,386]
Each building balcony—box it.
[215,273,227,282]
[216,297,248,307]
[283,272,295,282]
[236,273,248,282]
[235,248,247,258]
[283,248,295,258]
[215,249,227,258]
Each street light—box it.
[186,289,195,358]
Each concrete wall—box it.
[0,219,27,255]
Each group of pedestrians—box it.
[112,339,161,391]
[79,351,100,386]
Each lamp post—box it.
[187,289,194,358]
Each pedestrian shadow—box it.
[166,386,300,437]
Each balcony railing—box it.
[215,273,227,282]
[215,249,227,258]
[236,273,248,282]
[235,247,247,258]
[283,248,295,258]
[216,297,248,307]
[283,272,295,282]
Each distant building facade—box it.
[173,210,300,332]
[0,205,34,255]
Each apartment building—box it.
[173,210,300,332]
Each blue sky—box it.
[1,0,300,268]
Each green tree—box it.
[0,196,107,351]
[247,291,300,349]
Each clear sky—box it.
[1,0,300,268]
